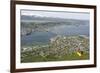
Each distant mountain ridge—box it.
[21,15,89,22]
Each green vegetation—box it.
[21,35,89,63]
[21,52,89,63]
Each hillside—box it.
[21,35,89,62]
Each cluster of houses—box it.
[21,35,89,59]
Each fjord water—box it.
[21,24,89,46]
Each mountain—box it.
[21,15,89,23]
[21,15,89,36]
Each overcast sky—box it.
[21,10,90,20]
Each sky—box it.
[21,10,90,20]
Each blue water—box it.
[21,31,56,46]
[21,24,89,46]
[50,24,89,36]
